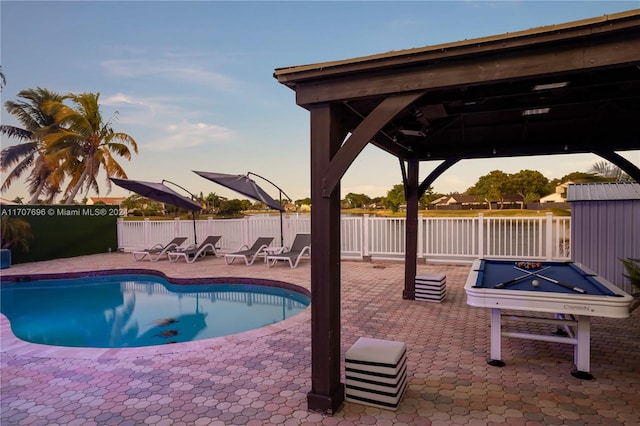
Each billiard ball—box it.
[532,279,540,287]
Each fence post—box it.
[423,216,430,258]
[545,212,553,260]
[283,214,291,246]
[174,218,181,242]
[477,213,484,258]
[207,217,214,238]
[417,214,424,259]
[117,218,124,251]
[243,216,250,246]
[362,214,370,260]
[143,218,151,249]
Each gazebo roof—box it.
[275,9,640,177]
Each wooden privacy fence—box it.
[117,213,570,263]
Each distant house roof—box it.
[86,197,127,205]
[567,182,640,201]
[430,195,449,205]
[443,194,524,205]
[447,194,482,205]
[540,192,565,203]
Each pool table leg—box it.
[488,308,506,367]
[571,315,594,380]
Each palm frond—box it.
[0,142,38,169]
[1,156,36,191]
[0,124,33,141]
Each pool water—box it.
[0,274,310,348]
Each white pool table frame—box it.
[465,258,632,379]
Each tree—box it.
[419,186,437,209]
[343,192,372,209]
[589,160,632,181]
[557,171,605,183]
[0,88,64,203]
[1,215,34,252]
[198,192,224,214]
[121,194,163,217]
[0,65,6,90]
[217,199,244,216]
[295,197,311,206]
[370,196,385,208]
[240,199,253,211]
[385,184,405,212]
[383,183,435,212]
[506,170,550,206]
[42,92,138,204]
[466,170,509,209]
[621,258,640,312]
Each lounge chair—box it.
[167,235,222,263]
[224,237,274,266]
[132,237,188,262]
[266,233,311,268]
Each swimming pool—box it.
[0,272,310,348]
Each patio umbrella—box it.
[193,171,290,246]
[110,177,202,243]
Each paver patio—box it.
[1,252,639,425]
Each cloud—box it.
[99,92,180,127]
[101,59,235,90]
[100,92,203,124]
[102,93,148,107]
[97,92,236,152]
[143,121,234,152]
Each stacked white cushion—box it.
[415,273,447,302]
[345,337,407,410]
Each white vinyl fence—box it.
[117,213,570,263]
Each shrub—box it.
[621,257,640,312]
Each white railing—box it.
[117,212,571,262]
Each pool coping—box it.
[0,269,311,360]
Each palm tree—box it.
[42,92,138,204]
[0,65,6,90]
[200,191,223,214]
[589,160,632,181]
[0,88,64,203]
[1,215,34,252]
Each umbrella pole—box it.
[279,190,284,247]
[279,210,284,247]
[192,211,198,245]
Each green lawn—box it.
[343,207,571,218]
[121,207,570,221]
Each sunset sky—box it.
[2,1,638,202]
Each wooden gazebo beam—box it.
[321,92,425,198]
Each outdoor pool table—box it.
[465,258,632,379]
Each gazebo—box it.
[274,10,640,413]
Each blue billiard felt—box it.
[475,259,617,296]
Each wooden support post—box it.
[403,158,419,300]
[307,104,346,414]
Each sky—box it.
[1,0,639,203]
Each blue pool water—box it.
[0,274,310,348]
